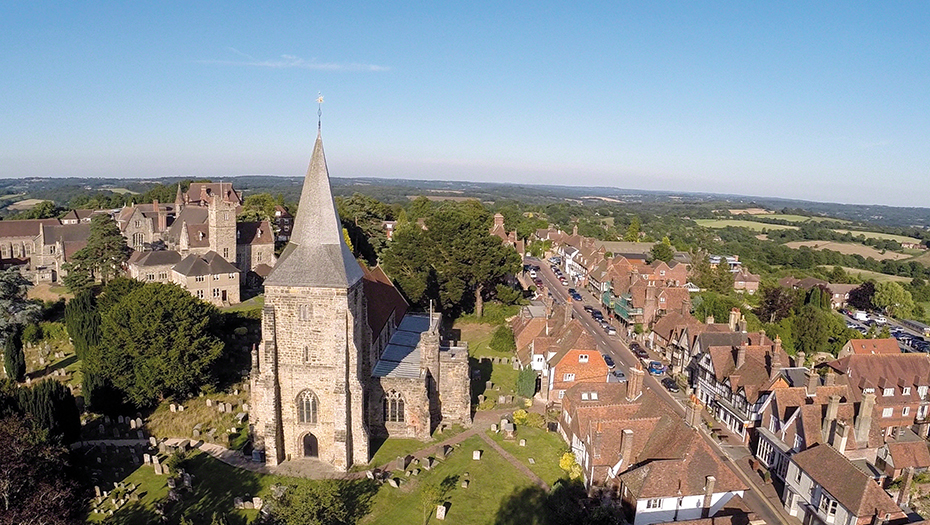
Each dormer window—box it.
[883,388,894,397]
[590,392,598,400]
[199,231,205,240]
[903,387,912,396]
[563,373,575,382]
[919,386,928,398]
[579,354,589,363]
[581,393,589,400]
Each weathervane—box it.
[317,92,324,132]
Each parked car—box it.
[583,305,594,313]
[604,325,617,335]
[612,370,627,382]
[647,361,666,376]
[568,288,577,295]
[630,343,648,360]
[874,315,888,324]
[661,377,680,393]
[602,354,615,369]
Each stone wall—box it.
[439,347,472,428]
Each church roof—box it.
[371,314,432,379]
[264,132,363,288]
[173,251,239,277]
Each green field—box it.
[820,266,911,283]
[832,229,922,244]
[694,219,798,231]
[769,214,849,224]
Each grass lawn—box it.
[84,450,265,524]
[222,295,264,313]
[832,229,923,244]
[486,427,567,486]
[694,219,798,231]
[143,391,249,448]
[362,435,537,525]
[366,425,466,469]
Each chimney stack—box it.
[823,395,840,442]
[620,429,633,467]
[686,395,702,429]
[736,346,747,370]
[805,369,819,396]
[706,316,715,325]
[855,392,877,445]
[795,351,806,368]
[833,420,849,455]
[825,369,836,387]
[702,476,716,518]
[728,308,740,332]
[627,363,644,401]
[898,467,915,506]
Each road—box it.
[527,256,792,525]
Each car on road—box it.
[602,354,615,369]
[583,305,594,313]
[647,361,666,376]
[630,343,648,360]
[612,370,627,382]
[661,377,680,393]
[604,325,617,335]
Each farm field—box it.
[694,219,798,231]
[832,229,923,244]
[783,241,911,261]
[6,198,46,210]
[820,266,911,283]
[768,214,850,223]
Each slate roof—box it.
[173,251,239,277]
[0,219,60,238]
[361,264,408,337]
[792,443,901,518]
[237,221,274,246]
[371,314,432,379]
[265,132,363,289]
[131,250,182,267]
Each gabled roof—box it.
[823,353,930,403]
[173,251,239,276]
[0,218,60,239]
[264,132,363,289]
[886,439,930,470]
[792,443,902,518]
[236,221,274,246]
[361,264,408,337]
[843,338,900,356]
[131,250,182,267]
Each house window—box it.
[646,499,662,509]
[795,467,802,483]
[793,434,803,451]
[819,494,838,518]
[257,252,263,262]
[769,415,777,432]
[564,373,575,382]
[132,232,144,248]
[919,386,928,398]
[158,272,167,280]
[134,220,141,228]
[213,288,220,298]
[578,354,589,363]
[384,391,405,423]
[559,390,565,399]
[297,390,318,424]
[918,405,929,420]
[223,247,229,259]
[883,388,894,397]
[581,393,588,400]
[229,273,235,279]
[197,290,204,299]
[863,387,875,394]
[903,387,911,396]
[146,273,155,281]
[224,211,229,221]
[195,275,205,282]
[903,406,911,417]
[882,407,893,418]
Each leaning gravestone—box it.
[436,504,447,521]
[473,450,482,460]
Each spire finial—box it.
[317,92,324,132]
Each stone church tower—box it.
[208,194,237,264]
[250,131,370,469]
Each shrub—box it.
[524,412,546,429]
[21,324,42,345]
[516,366,537,398]
[38,322,67,341]
[512,409,528,425]
[490,326,516,354]
[476,398,496,411]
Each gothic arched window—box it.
[297,390,318,424]
[384,391,405,423]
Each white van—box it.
[854,311,869,321]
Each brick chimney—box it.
[825,369,836,386]
[620,429,633,467]
[770,345,783,382]
[832,420,849,455]
[706,316,715,325]
[686,395,702,429]
[898,467,914,506]
[627,363,644,401]
[822,395,840,442]
[855,392,877,445]
[702,476,716,518]
[795,351,806,368]
[728,308,740,331]
[805,369,819,395]
[736,346,747,370]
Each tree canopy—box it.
[91,281,225,407]
[63,214,130,292]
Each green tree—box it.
[271,479,378,525]
[516,367,537,398]
[873,281,915,318]
[64,290,101,361]
[63,214,130,291]
[490,326,516,354]
[758,284,799,323]
[237,193,278,222]
[3,327,24,382]
[847,282,876,311]
[95,282,224,407]
[0,269,41,336]
[16,379,80,443]
[0,416,84,524]
[650,237,674,262]
[624,216,641,242]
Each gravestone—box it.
[252,497,262,510]
[528,458,535,464]
[388,478,399,488]
[242,403,249,412]
[218,403,225,413]
[461,479,469,488]
[129,493,139,503]
[167,478,176,489]
[137,430,144,439]
[130,419,137,429]
[473,450,482,460]
[491,423,498,432]
[226,403,234,413]
[519,439,526,447]
[366,470,375,480]
[404,455,415,469]
[477,394,486,404]
[112,429,120,438]
[170,404,177,412]
[486,381,494,390]
[443,445,453,458]
[153,463,163,475]
[205,399,212,407]
[412,469,420,476]
[118,416,124,425]
[95,486,101,497]
[183,473,192,487]
[135,418,143,428]
[149,436,158,447]
[178,405,184,412]
[98,424,105,435]
[436,504,447,521]
[236,412,247,424]
[506,395,514,404]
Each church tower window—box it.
[384,391,405,423]
[297,390,318,424]
[299,304,312,321]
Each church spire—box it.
[263,126,363,288]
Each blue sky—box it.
[1,2,928,207]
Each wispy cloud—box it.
[197,52,389,72]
